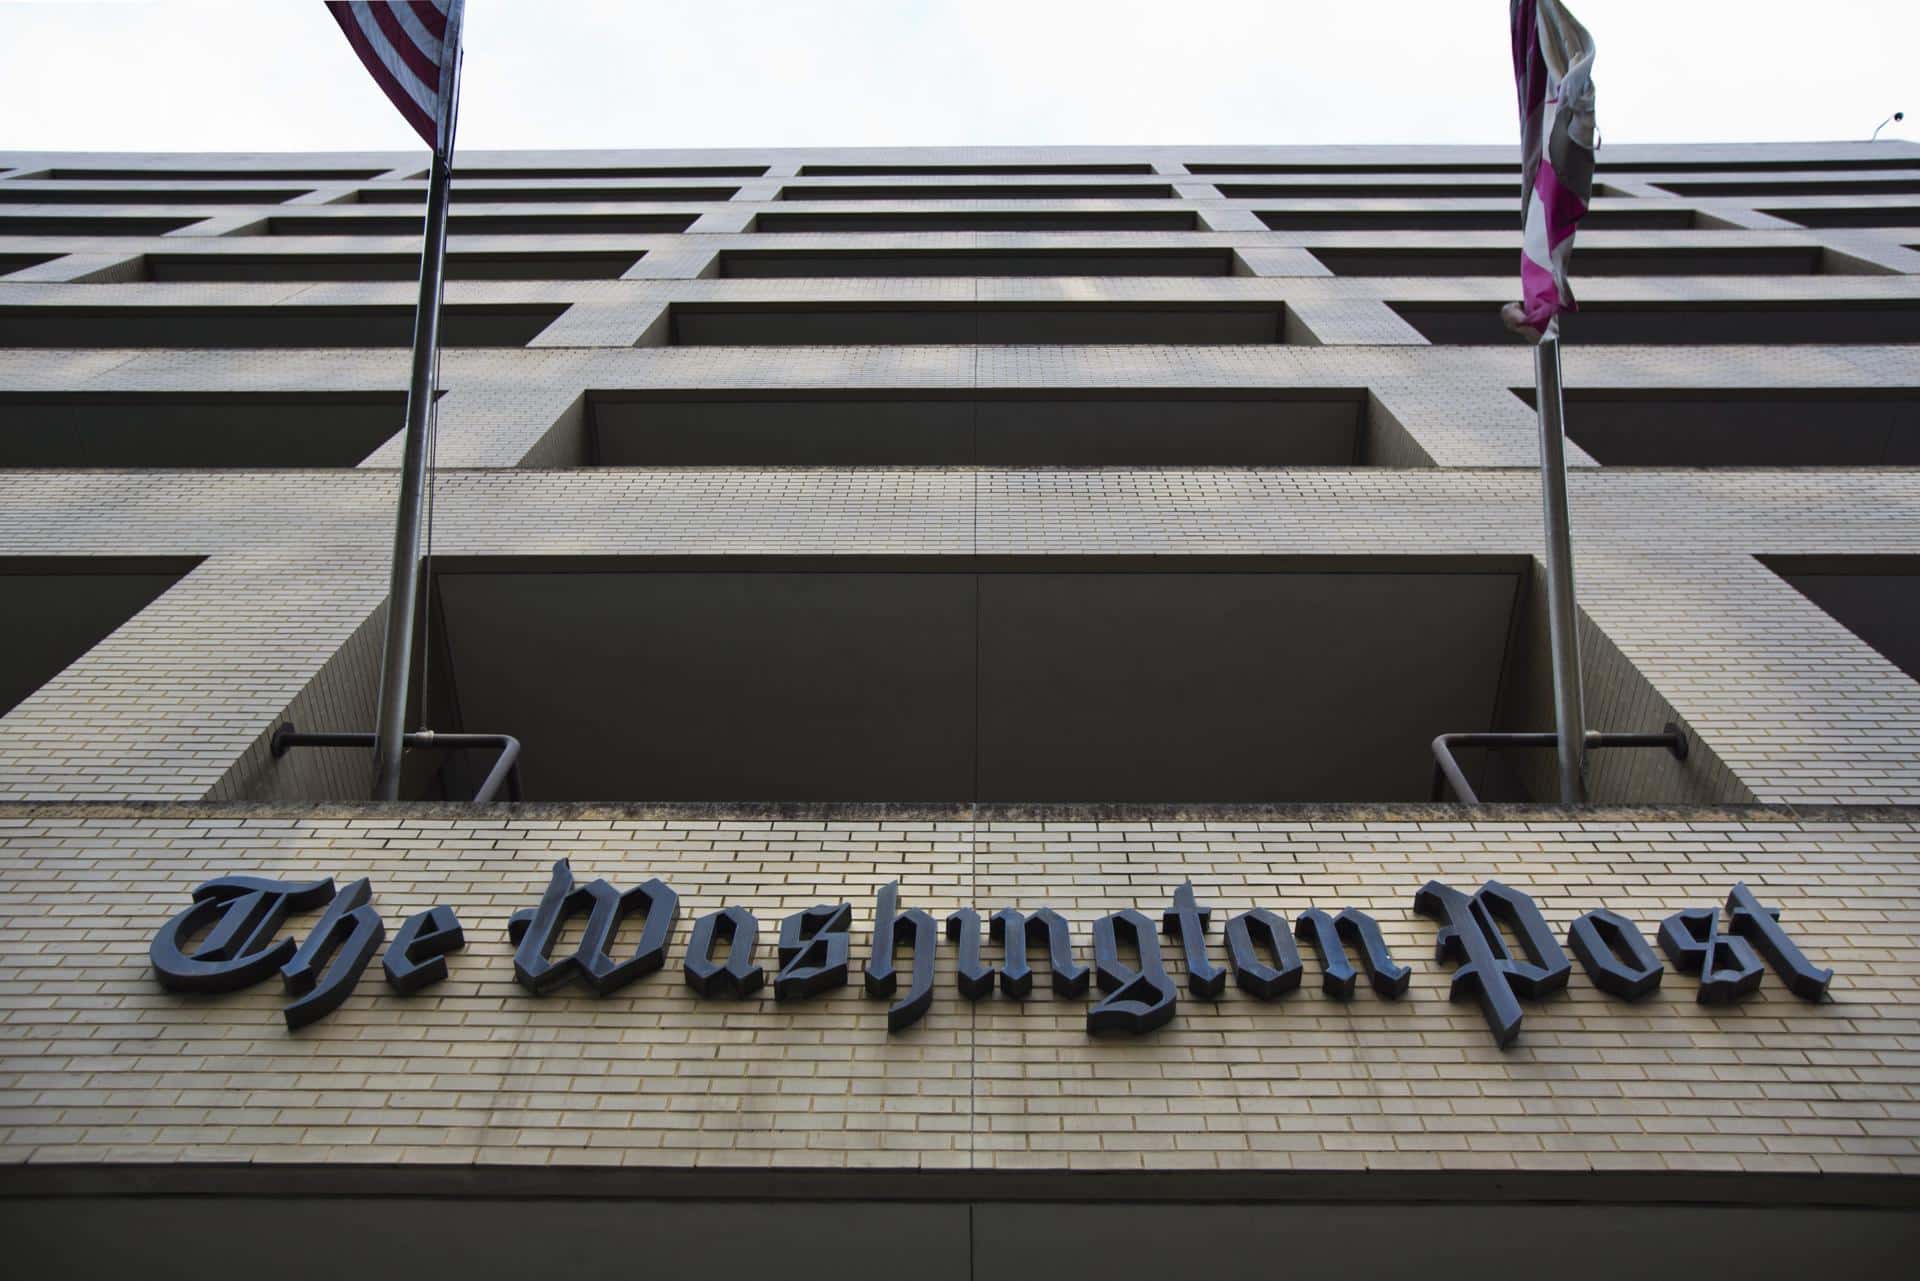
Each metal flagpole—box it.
[371,1,464,801]
[1531,324,1587,803]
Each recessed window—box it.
[460,165,768,179]
[418,556,1530,803]
[0,391,412,468]
[1511,388,1920,465]
[1391,300,1920,345]
[1308,246,1844,277]
[268,213,696,236]
[798,164,1155,176]
[0,558,197,719]
[716,248,1233,278]
[1188,162,1513,175]
[1763,206,1920,228]
[1762,558,1920,682]
[138,251,641,282]
[754,210,1197,232]
[0,215,197,236]
[1601,157,1920,174]
[1655,178,1920,197]
[44,167,384,181]
[0,253,57,279]
[1218,182,1513,199]
[0,187,304,206]
[665,301,1288,346]
[776,184,1175,201]
[1258,208,1700,231]
[574,389,1388,466]
[0,304,565,349]
[353,185,737,204]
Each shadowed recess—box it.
[1392,300,1920,345]
[1309,246,1843,276]
[666,301,1289,345]
[1259,208,1701,231]
[420,555,1530,804]
[137,250,642,282]
[352,185,738,204]
[1510,388,1920,465]
[754,210,1198,232]
[0,304,565,348]
[268,213,696,235]
[716,248,1233,277]
[0,391,414,468]
[1761,556,1920,683]
[578,389,1377,466]
[775,184,1175,201]
[0,558,198,719]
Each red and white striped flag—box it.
[325,1,464,155]
[1503,0,1597,343]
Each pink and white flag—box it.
[1503,0,1597,343]
[325,1,464,155]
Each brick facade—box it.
[1,144,1916,1267]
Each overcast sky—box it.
[1,1,1914,154]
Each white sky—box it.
[1,0,1914,154]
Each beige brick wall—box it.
[0,805,1912,1177]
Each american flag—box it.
[325,1,464,154]
[1504,0,1597,342]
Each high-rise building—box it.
[1,145,1916,1274]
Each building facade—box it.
[1,143,1917,1275]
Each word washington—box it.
[150,860,1832,1047]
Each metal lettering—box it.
[864,882,937,1031]
[280,877,385,1029]
[1161,881,1226,998]
[151,875,336,994]
[775,903,852,1001]
[383,905,465,994]
[1415,879,1569,1047]
[1088,909,1177,1035]
[683,906,764,998]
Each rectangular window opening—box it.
[1187,162,1514,175]
[1510,387,1920,465]
[1391,300,1920,345]
[1759,557,1920,684]
[776,184,1176,201]
[0,391,415,468]
[1761,206,1920,229]
[664,302,1289,346]
[404,555,1537,804]
[715,248,1233,278]
[0,253,58,279]
[352,185,738,204]
[0,187,306,206]
[138,250,642,282]
[0,304,566,349]
[267,213,696,236]
[0,215,197,236]
[797,164,1156,176]
[1308,246,1833,277]
[1656,178,1920,197]
[44,167,385,181]
[1258,208,1701,231]
[752,210,1198,232]
[1218,182,1516,199]
[459,165,768,179]
[1601,157,1920,174]
[0,558,199,720]
[573,389,1379,466]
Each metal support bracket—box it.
[271,723,523,803]
[1431,724,1689,804]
